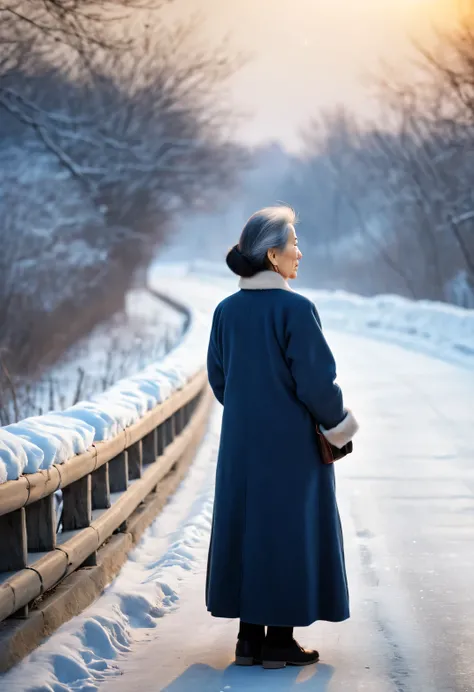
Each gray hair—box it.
[239,205,296,267]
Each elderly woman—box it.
[205,206,358,669]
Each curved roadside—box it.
[0,281,213,673]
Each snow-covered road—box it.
[96,330,474,692]
[2,274,474,692]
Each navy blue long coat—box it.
[205,275,349,627]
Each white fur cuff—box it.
[321,410,359,449]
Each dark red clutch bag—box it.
[315,425,353,465]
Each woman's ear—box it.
[267,248,277,268]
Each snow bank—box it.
[310,290,474,368]
[0,272,212,484]
[12,288,183,426]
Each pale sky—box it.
[167,0,458,151]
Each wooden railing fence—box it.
[0,369,210,626]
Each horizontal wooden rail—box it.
[0,369,209,625]
[0,370,205,517]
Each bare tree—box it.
[0,0,172,141]
[0,5,248,388]
[285,5,474,305]
[0,0,171,55]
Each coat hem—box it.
[206,607,350,628]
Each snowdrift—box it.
[0,273,211,485]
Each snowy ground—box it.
[10,289,184,420]
[0,288,189,483]
[50,289,183,388]
[2,272,474,692]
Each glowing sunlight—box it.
[168,0,459,148]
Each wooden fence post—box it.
[62,475,92,531]
[174,408,184,436]
[164,416,175,447]
[142,430,157,466]
[156,424,165,457]
[128,440,143,480]
[183,402,191,427]
[0,508,27,572]
[26,495,56,552]
[91,463,110,510]
[109,451,128,493]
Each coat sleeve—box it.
[285,299,346,431]
[207,308,225,405]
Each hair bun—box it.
[226,245,258,278]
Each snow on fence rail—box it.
[0,370,210,625]
[0,284,213,647]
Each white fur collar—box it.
[239,271,292,291]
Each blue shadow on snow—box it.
[162,661,335,691]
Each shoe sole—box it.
[262,655,320,670]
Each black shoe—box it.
[261,638,319,669]
[235,638,264,666]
